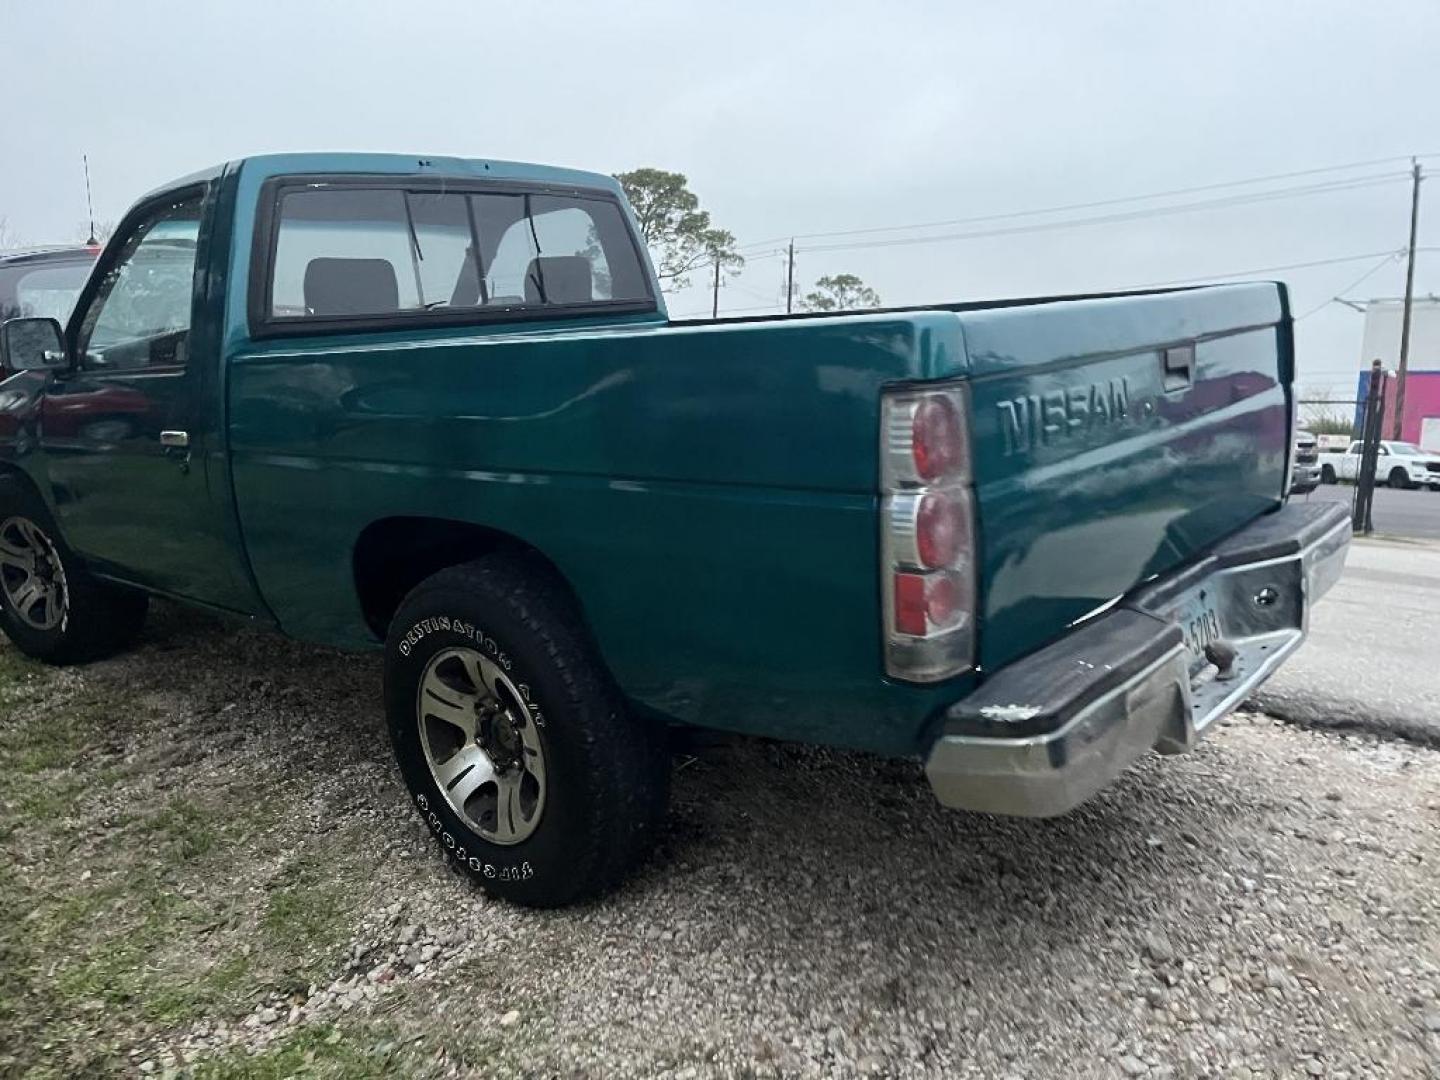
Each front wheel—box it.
[1388,467,1413,490]
[384,554,668,907]
[0,478,148,664]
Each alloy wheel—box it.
[0,516,68,632]
[416,646,546,845]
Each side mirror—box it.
[0,317,67,373]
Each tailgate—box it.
[959,283,1291,671]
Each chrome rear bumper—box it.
[925,501,1350,817]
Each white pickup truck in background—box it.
[1318,440,1440,491]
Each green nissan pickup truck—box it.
[0,153,1349,906]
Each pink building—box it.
[1355,369,1440,449]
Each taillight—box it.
[915,491,964,568]
[880,384,975,682]
[911,395,964,480]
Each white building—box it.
[1357,296,1440,370]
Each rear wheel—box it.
[1319,465,1336,484]
[0,478,148,664]
[384,554,668,907]
[1388,467,1413,490]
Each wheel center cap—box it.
[476,701,522,765]
[493,715,521,755]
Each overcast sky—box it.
[5,0,1438,397]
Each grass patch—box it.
[193,1024,426,1079]
[144,796,221,861]
[262,855,359,971]
[2,695,98,774]
[0,688,143,774]
[0,638,393,1074]
[44,881,249,1024]
[0,644,42,691]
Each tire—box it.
[1319,465,1336,484]
[384,554,668,907]
[1388,467,1413,490]
[0,476,148,664]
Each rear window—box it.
[265,184,651,324]
[0,260,94,322]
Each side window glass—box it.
[1348,442,1362,455]
[77,196,202,371]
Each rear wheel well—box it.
[352,517,582,639]
[0,466,46,505]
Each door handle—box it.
[160,430,191,473]
[1161,344,1194,393]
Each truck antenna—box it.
[83,155,98,246]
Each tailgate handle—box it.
[1162,344,1194,392]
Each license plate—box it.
[1177,593,1223,671]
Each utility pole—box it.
[83,154,98,246]
[1392,159,1423,438]
[1355,360,1386,534]
[785,239,795,314]
[711,253,721,318]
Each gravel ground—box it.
[2,602,1439,1079]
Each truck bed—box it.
[228,281,1290,749]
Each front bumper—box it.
[925,501,1350,817]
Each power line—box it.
[1126,249,1409,289]
[737,153,1437,252]
[681,247,1438,318]
[1294,254,1404,321]
[725,279,780,303]
[671,301,780,319]
[794,173,1409,255]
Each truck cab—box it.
[0,153,1350,906]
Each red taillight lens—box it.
[912,395,963,481]
[893,570,965,636]
[915,491,964,569]
[924,572,962,627]
[894,572,928,636]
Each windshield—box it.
[0,260,94,322]
[1384,442,1427,457]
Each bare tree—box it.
[73,220,116,245]
[0,217,21,251]
[1297,387,1355,436]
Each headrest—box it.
[523,256,593,305]
[303,258,400,316]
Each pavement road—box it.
[1302,482,1440,541]
[1250,534,1440,746]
